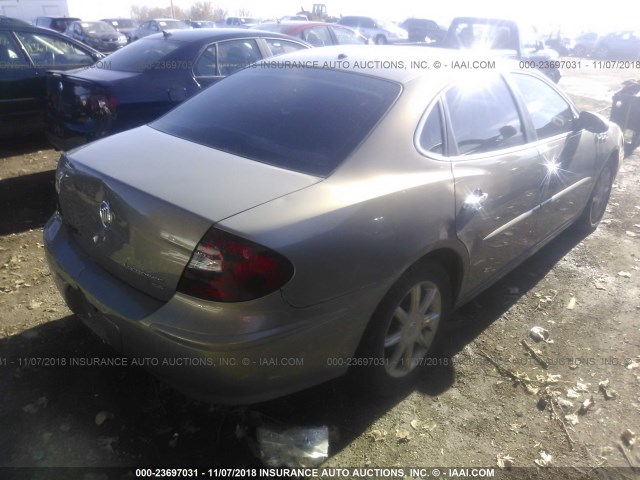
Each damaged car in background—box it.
[45,29,309,150]
[44,47,623,404]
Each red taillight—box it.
[177,228,294,302]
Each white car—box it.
[336,16,408,44]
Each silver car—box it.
[336,16,408,44]
[45,46,623,404]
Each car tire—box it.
[574,161,615,233]
[354,261,451,394]
[375,35,387,45]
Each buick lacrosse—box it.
[45,46,623,403]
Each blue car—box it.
[45,29,309,150]
[0,16,102,139]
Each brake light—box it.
[177,228,294,302]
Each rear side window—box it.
[264,38,307,56]
[217,39,261,75]
[445,75,524,155]
[303,26,332,47]
[331,27,365,45]
[511,73,574,139]
[0,32,27,66]
[418,101,444,155]
[151,68,401,176]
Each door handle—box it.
[463,189,488,211]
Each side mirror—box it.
[577,111,609,134]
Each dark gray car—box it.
[45,46,623,404]
[67,21,127,52]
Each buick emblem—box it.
[58,81,63,92]
[99,200,114,229]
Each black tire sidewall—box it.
[354,262,452,392]
[576,162,614,232]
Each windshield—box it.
[151,67,401,176]
[103,38,184,72]
[157,20,191,30]
[82,22,117,34]
[105,19,137,29]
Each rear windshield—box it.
[151,67,401,176]
[103,38,184,72]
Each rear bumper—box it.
[44,213,377,404]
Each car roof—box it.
[37,16,81,21]
[0,16,30,27]
[260,44,518,84]
[0,20,102,54]
[145,28,307,42]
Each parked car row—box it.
[254,21,369,46]
[547,30,640,59]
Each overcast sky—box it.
[67,0,635,33]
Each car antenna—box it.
[162,30,172,39]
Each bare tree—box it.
[130,4,187,21]
[130,5,149,21]
[235,8,252,17]
[212,7,227,22]
[190,1,214,20]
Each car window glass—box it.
[331,26,364,45]
[194,44,218,76]
[361,18,375,29]
[511,73,574,139]
[339,17,357,27]
[445,75,525,155]
[152,68,401,177]
[218,39,261,75]
[419,101,444,155]
[106,38,182,72]
[0,32,27,65]
[303,26,332,47]
[264,38,307,56]
[14,32,94,67]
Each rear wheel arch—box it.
[409,248,464,308]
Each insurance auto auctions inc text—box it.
[223,467,495,478]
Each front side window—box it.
[445,74,525,155]
[14,32,93,67]
[511,73,574,139]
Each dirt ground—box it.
[1,65,639,480]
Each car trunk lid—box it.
[57,126,321,301]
